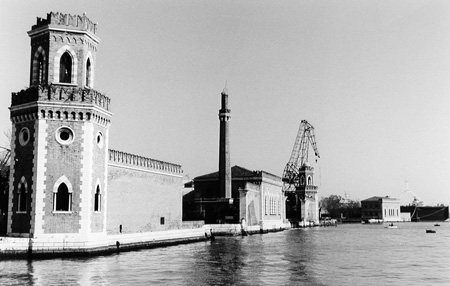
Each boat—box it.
[426,229,436,233]
[434,223,440,227]
[385,223,398,229]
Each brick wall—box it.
[89,125,107,233]
[107,165,183,234]
[41,121,83,233]
[9,121,35,234]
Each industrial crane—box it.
[282,120,320,192]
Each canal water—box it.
[1,222,449,285]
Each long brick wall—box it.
[107,152,183,234]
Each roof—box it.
[362,196,399,202]
[193,165,281,181]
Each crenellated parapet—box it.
[11,85,110,111]
[109,150,183,175]
[33,12,97,35]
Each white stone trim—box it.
[52,175,73,213]
[84,51,94,88]
[28,27,100,44]
[108,163,184,178]
[6,125,16,235]
[80,122,94,238]
[17,176,28,213]
[102,128,109,233]
[52,175,73,193]
[30,119,48,237]
[53,45,78,84]
[31,46,47,85]
[10,102,113,118]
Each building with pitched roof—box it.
[361,196,401,222]
[183,165,286,230]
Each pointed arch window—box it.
[307,176,312,185]
[17,177,28,213]
[94,185,101,212]
[300,176,305,186]
[86,58,91,87]
[59,52,72,83]
[38,53,45,85]
[53,183,72,212]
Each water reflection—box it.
[186,237,246,285]
[282,230,324,285]
[1,223,450,285]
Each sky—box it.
[1,0,450,206]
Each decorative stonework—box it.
[33,12,98,35]
[11,85,111,111]
[109,150,183,175]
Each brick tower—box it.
[218,89,231,199]
[7,12,111,239]
[297,163,319,224]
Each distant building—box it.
[183,165,286,230]
[361,196,401,222]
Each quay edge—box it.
[0,228,211,259]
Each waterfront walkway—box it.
[0,228,210,258]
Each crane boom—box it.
[287,120,319,167]
[282,120,320,191]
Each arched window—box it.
[17,179,27,213]
[94,185,101,212]
[300,176,305,186]
[307,176,312,185]
[38,53,45,85]
[86,58,91,87]
[54,183,72,212]
[59,52,72,83]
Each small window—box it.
[60,52,72,83]
[96,131,104,148]
[264,197,268,215]
[17,182,27,213]
[307,176,312,185]
[55,126,75,145]
[160,217,165,225]
[19,127,30,146]
[94,186,101,212]
[86,58,91,87]
[54,183,72,212]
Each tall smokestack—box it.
[219,89,231,198]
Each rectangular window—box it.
[265,197,267,215]
[160,217,165,225]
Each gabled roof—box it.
[194,165,256,181]
[362,196,399,202]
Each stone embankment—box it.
[0,228,211,259]
[207,223,290,236]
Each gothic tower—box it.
[7,12,111,239]
[218,89,231,199]
[297,163,319,223]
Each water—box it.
[1,222,450,285]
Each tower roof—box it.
[29,12,99,43]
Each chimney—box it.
[218,89,231,198]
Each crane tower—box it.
[282,120,320,226]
